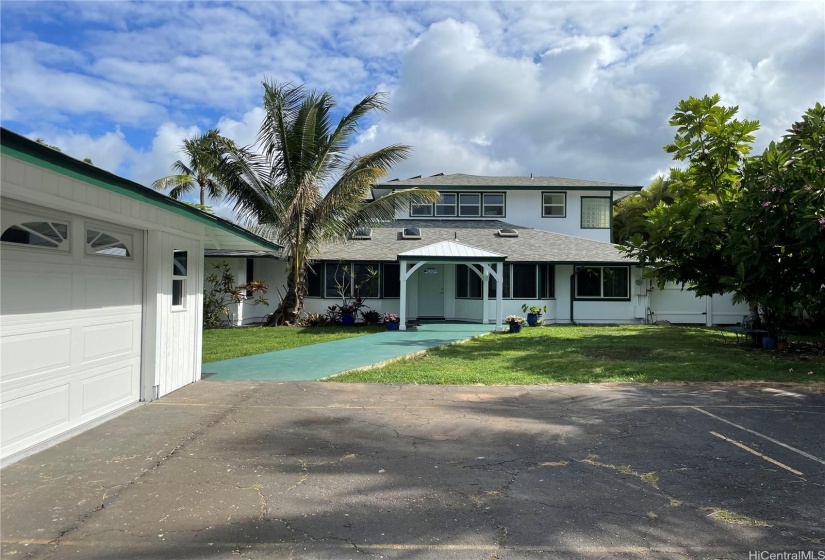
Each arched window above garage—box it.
[1,220,70,250]
[86,229,131,258]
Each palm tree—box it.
[613,175,675,244]
[212,81,439,325]
[152,129,229,207]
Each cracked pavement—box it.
[1,382,823,559]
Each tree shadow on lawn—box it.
[55,392,809,560]
[447,327,822,383]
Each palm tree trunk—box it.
[268,262,306,325]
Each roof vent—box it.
[498,228,519,238]
[430,172,444,177]
[351,227,372,240]
[401,227,422,240]
[406,175,422,180]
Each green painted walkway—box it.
[201,322,494,381]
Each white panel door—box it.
[1,208,143,460]
[417,265,445,318]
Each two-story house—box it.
[209,173,666,329]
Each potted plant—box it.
[334,297,367,326]
[383,312,400,331]
[505,315,526,333]
[520,304,547,327]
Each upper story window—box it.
[410,192,506,218]
[1,220,70,250]
[581,197,611,229]
[483,193,505,217]
[86,229,131,258]
[542,192,566,218]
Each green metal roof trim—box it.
[0,128,282,252]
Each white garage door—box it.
[1,204,143,460]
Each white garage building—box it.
[0,129,280,465]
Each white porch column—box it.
[399,261,408,331]
[495,262,503,331]
[399,260,426,331]
[482,268,490,325]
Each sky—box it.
[1,1,823,219]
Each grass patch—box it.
[704,507,769,526]
[202,326,383,363]
[331,325,825,384]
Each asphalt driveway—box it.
[2,382,823,559]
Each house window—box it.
[539,264,555,298]
[324,262,381,298]
[511,263,538,299]
[434,193,457,216]
[86,229,131,257]
[581,197,611,229]
[306,264,322,297]
[410,201,433,217]
[488,264,555,299]
[353,263,380,298]
[458,193,481,217]
[542,192,566,217]
[172,250,188,308]
[1,220,70,250]
[382,262,401,298]
[245,258,254,297]
[456,264,483,299]
[575,266,629,299]
[483,193,505,217]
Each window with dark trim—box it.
[306,265,322,297]
[575,266,629,299]
[382,263,401,298]
[353,263,380,298]
[324,262,381,298]
[581,197,611,228]
[245,258,254,297]
[488,264,555,299]
[410,192,506,218]
[434,193,457,216]
[542,192,566,217]
[456,264,483,299]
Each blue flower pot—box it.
[527,313,540,327]
[385,321,399,331]
[762,335,777,350]
[508,322,522,333]
[341,311,355,326]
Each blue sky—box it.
[2,1,823,217]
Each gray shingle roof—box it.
[380,173,640,189]
[313,220,635,264]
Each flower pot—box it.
[762,335,777,350]
[526,313,540,327]
[385,321,399,331]
[508,322,522,333]
[341,311,355,326]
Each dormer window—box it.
[401,227,422,240]
[351,227,372,240]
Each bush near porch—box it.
[202,326,383,363]
[330,325,825,385]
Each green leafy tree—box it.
[152,129,229,206]
[622,95,759,297]
[612,175,675,244]
[212,81,439,325]
[728,103,825,329]
[203,262,268,328]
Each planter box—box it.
[385,322,400,331]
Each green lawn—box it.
[331,325,825,384]
[202,326,383,363]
